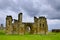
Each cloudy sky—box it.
[0,0,60,31]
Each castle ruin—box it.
[6,13,48,35]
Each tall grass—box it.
[0,30,60,40]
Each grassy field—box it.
[0,30,60,40]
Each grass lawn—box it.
[0,30,60,40]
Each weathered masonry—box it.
[6,12,48,35]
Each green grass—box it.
[0,30,60,40]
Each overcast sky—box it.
[0,0,60,30]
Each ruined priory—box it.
[6,12,48,35]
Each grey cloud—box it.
[48,0,60,11]
[0,0,21,13]
[0,0,60,30]
[18,0,40,17]
[0,0,60,19]
[46,0,60,19]
[18,0,60,19]
[0,0,9,9]
[0,0,41,17]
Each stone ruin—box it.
[0,24,4,30]
[6,12,48,35]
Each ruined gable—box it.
[6,12,48,35]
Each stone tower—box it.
[18,13,25,35]
[33,16,48,34]
[12,19,18,34]
[38,17,48,34]
[0,24,4,30]
[6,16,13,34]
[33,16,38,34]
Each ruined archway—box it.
[25,26,31,34]
[23,23,34,34]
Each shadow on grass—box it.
[0,32,5,35]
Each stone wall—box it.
[18,13,25,35]
[12,19,18,34]
[6,12,48,35]
[6,16,13,34]
[38,17,48,34]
